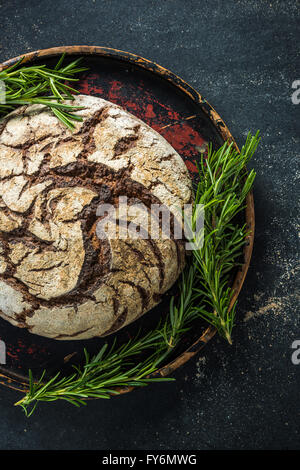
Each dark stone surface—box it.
[0,0,299,450]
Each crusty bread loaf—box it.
[0,95,192,340]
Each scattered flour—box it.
[195,356,207,379]
[244,293,299,322]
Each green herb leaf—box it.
[0,54,87,130]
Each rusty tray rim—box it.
[0,46,255,395]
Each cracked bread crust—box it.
[0,94,192,340]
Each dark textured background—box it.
[0,0,299,450]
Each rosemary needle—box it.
[0,53,88,129]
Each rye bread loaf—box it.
[0,94,192,340]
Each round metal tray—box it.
[0,46,255,395]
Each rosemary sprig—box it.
[14,132,259,417]
[0,53,88,130]
[189,132,259,342]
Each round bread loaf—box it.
[0,94,192,340]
